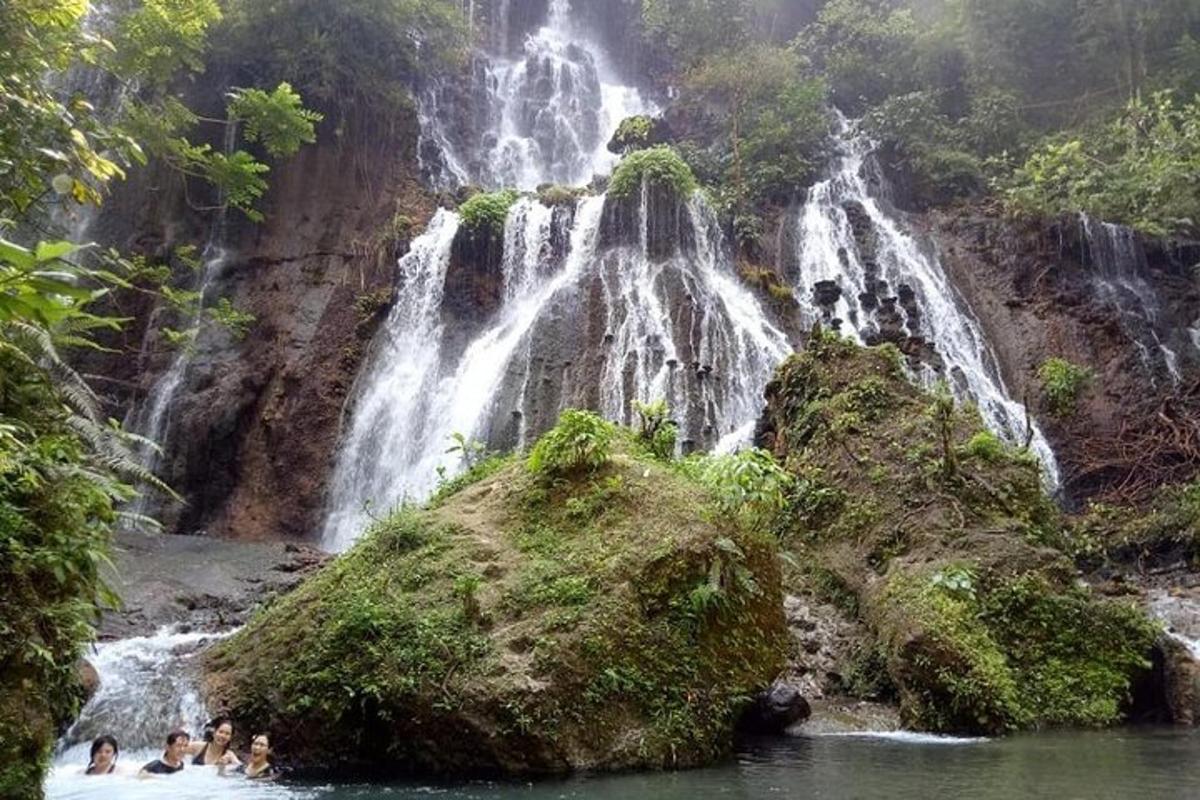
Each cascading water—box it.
[322,189,792,551]
[1079,213,1184,385]
[793,118,1060,486]
[125,125,237,520]
[419,0,651,190]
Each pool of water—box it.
[47,727,1199,799]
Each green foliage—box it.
[962,431,1006,463]
[865,92,983,207]
[428,454,512,509]
[458,189,520,236]
[632,399,676,461]
[610,115,655,153]
[882,567,1157,733]
[213,0,469,123]
[1007,92,1200,236]
[684,448,793,532]
[798,0,921,112]
[210,445,785,772]
[686,45,829,208]
[527,410,616,477]
[610,146,699,199]
[227,83,323,159]
[1038,358,1093,417]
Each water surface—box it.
[48,728,1198,800]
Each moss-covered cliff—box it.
[760,332,1161,734]
[204,429,787,774]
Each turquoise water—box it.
[51,728,1198,799]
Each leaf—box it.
[34,241,79,263]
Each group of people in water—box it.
[83,717,276,780]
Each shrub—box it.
[609,146,698,199]
[459,189,520,236]
[632,399,676,460]
[687,448,793,531]
[527,410,616,477]
[609,114,655,153]
[1038,358,1093,416]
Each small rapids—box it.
[46,628,296,800]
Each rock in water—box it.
[77,660,100,705]
[738,681,811,734]
[204,440,787,775]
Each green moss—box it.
[458,189,520,235]
[536,184,587,207]
[763,339,1158,735]
[207,431,786,773]
[609,114,654,152]
[428,453,515,508]
[609,146,698,200]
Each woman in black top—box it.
[84,735,118,775]
[187,715,240,767]
[221,732,276,780]
[139,729,189,776]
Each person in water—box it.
[84,735,118,775]
[220,733,276,780]
[187,715,240,767]
[139,730,189,776]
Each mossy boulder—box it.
[204,442,786,775]
[760,332,1160,735]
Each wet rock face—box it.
[927,205,1200,505]
[93,121,436,542]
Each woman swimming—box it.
[187,715,240,767]
[139,730,189,776]
[221,732,277,780]
[83,735,118,775]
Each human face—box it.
[250,736,269,761]
[92,742,115,769]
[213,723,233,748]
[166,735,189,763]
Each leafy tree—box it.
[687,45,829,209]
[212,0,469,126]
[1006,92,1200,236]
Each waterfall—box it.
[1079,213,1184,385]
[794,119,1060,487]
[125,125,237,520]
[419,0,651,190]
[321,190,791,551]
[1149,590,1200,660]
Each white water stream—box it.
[1079,213,1184,385]
[420,0,650,190]
[322,188,793,550]
[793,119,1060,486]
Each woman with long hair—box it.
[186,715,240,767]
[83,735,118,775]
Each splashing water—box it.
[793,118,1060,487]
[321,189,792,550]
[44,629,299,800]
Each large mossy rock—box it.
[759,332,1160,735]
[204,446,786,775]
